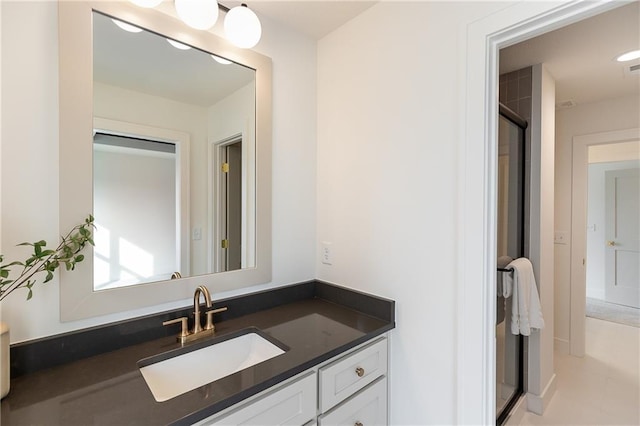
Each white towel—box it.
[504,258,544,336]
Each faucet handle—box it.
[204,307,228,331]
[163,316,189,339]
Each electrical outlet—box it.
[321,242,332,265]
[554,231,568,245]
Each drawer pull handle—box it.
[355,422,363,426]
[355,367,365,377]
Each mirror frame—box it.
[59,1,272,321]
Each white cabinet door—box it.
[318,377,387,426]
[201,372,316,426]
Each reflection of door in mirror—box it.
[221,141,243,272]
[93,133,180,290]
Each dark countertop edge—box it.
[10,280,395,378]
[174,323,395,426]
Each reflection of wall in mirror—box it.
[207,82,257,271]
[93,81,255,277]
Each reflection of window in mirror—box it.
[93,134,179,290]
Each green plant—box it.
[0,215,95,302]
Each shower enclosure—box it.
[496,103,528,424]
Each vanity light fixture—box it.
[127,0,262,48]
[224,3,262,49]
[130,0,163,7]
[175,0,220,31]
[616,49,640,62]
[111,18,144,33]
[167,39,192,50]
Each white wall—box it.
[0,1,317,343]
[554,95,640,346]
[525,63,556,413]
[586,160,640,299]
[317,2,525,423]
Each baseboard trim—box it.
[526,373,557,415]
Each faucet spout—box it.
[193,285,212,334]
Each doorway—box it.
[212,135,244,273]
[460,1,631,424]
[221,140,243,272]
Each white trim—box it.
[570,128,640,356]
[526,373,557,415]
[459,1,624,424]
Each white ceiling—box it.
[500,1,640,107]
[223,1,376,40]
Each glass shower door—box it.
[496,105,527,424]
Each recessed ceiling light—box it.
[616,49,640,62]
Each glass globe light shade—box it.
[130,0,163,7]
[175,0,219,30]
[224,4,262,49]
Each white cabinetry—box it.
[196,336,388,426]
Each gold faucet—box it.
[163,285,228,344]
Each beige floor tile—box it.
[518,317,640,426]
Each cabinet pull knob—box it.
[355,422,363,426]
[607,240,616,247]
[355,367,365,377]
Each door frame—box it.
[459,1,625,424]
[209,133,244,273]
[570,128,640,356]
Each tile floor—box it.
[519,317,640,425]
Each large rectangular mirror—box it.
[59,1,272,321]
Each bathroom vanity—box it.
[0,281,394,425]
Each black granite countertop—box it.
[1,281,395,425]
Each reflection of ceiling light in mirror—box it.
[111,18,144,33]
[175,0,219,30]
[616,49,640,62]
[130,0,163,7]
[224,4,262,49]
[211,54,232,65]
[167,39,192,50]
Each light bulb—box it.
[129,0,163,7]
[224,4,261,49]
[211,54,232,65]
[175,0,219,30]
[167,39,191,50]
[111,19,143,33]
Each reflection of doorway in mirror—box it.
[93,133,179,290]
[222,142,243,272]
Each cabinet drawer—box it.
[204,372,316,426]
[319,377,387,426]
[319,338,387,412]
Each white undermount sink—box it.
[139,330,286,402]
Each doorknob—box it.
[607,240,616,247]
